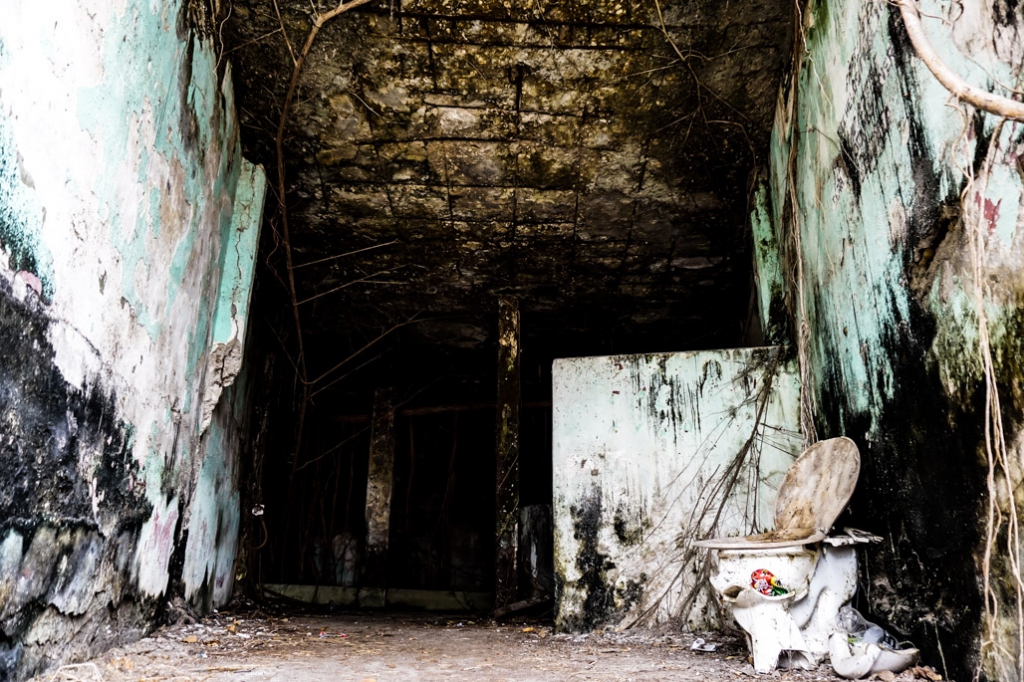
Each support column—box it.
[363,386,395,606]
[495,296,521,609]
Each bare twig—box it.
[898,0,1024,120]
[213,1,234,72]
[295,425,372,472]
[219,27,286,61]
[293,239,398,268]
[272,0,297,65]
[296,264,409,305]
[308,314,424,387]
[308,349,389,399]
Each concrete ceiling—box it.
[223,0,792,362]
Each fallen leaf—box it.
[522,627,535,633]
[182,636,198,644]
[388,663,396,668]
[873,671,896,682]
[910,665,942,681]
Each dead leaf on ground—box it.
[909,665,942,681]
[873,670,896,682]
[182,635,198,644]
[522,627,535,633]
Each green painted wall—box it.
[0,1,264,678]
[761,1,1024,678]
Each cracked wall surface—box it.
[762,1,1024,679]
[0,1,264,679]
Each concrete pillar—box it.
[495,296,521,609]
[363,386,395,605]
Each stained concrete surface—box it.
[552,347,802,632]
[223,0,792,357]
[28,607,950,682]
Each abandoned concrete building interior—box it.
[2,0,1024,679]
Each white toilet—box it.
[695,437,863,672]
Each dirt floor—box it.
[30,607,947,682]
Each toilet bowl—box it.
[695,437,862,673]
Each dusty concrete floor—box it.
[31,608,944,682]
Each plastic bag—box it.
[836,605,899,649]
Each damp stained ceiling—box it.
[223,0,792,375]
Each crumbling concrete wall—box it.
[0,2,264,679]
[552,347,802,632]
[763,1,1024,678]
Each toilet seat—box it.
[693,437,863,673]
[695,437,860,549]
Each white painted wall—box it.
[553,347,802,631]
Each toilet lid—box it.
[774,436,860,534]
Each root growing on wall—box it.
[898,1,1024,122]
[953,113,1024,681]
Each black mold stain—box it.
[162,500,192,619]
[568,488,615,630]
[995,0,1020,22]
[612,506,649,547]
[177,37,199,157]
[0,278,156,681]
[815,283,985,681]
[562,487,645,631]
[0,282,149,529]
[836,133,862,199]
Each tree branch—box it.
[898,0,1024,121]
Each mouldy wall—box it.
[552,347,802,632]
[0,2,264,679]
[765,1,1024,679]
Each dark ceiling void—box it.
[223,0,792,601]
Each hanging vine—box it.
[951,112,1024,681]
[893,2,1024,677]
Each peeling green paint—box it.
[0,0,260,675]
[764,1,1024,678]
[212,158,266,345]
